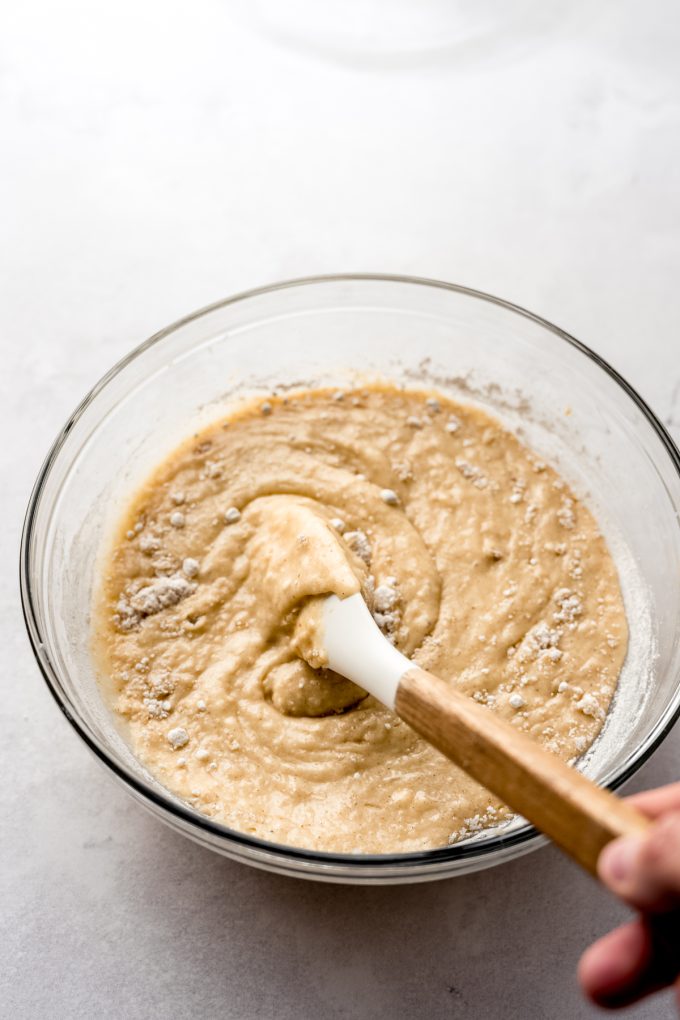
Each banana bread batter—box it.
[93,387,627,853]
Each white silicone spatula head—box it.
[321,592,411,710]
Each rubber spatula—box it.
[318,592,648,874]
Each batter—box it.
[94,387,627,853]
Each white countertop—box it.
[3,2,680,1017]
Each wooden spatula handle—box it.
[396,666,649,875]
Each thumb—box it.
[598,813,680,913]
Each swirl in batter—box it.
[94,387,627,853]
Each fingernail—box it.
[599,835,644,885]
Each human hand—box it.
[579,782,680,1010]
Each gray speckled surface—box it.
[3,2,680,1016]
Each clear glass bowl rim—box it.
[19,272,680,875]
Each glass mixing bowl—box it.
[21,275,680,884]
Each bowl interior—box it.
[23,276,680,882]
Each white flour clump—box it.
[143,698,169,720]
[372,577,401,640]
[344,530,372,565]
[455,458,488,490]
[143,673,176,719]
[514,621,562,664]
[130,576,194,615]
[139,533,161,554]
[448,805,499,844]
[557,497,576,529]
[182,557,200,578]
[115,575,196,630]
[167,727,189,749]
[553,588,583,628]
[575,692,604,720]
[509,479,525,505]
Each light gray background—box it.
[2,1,680,1017]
